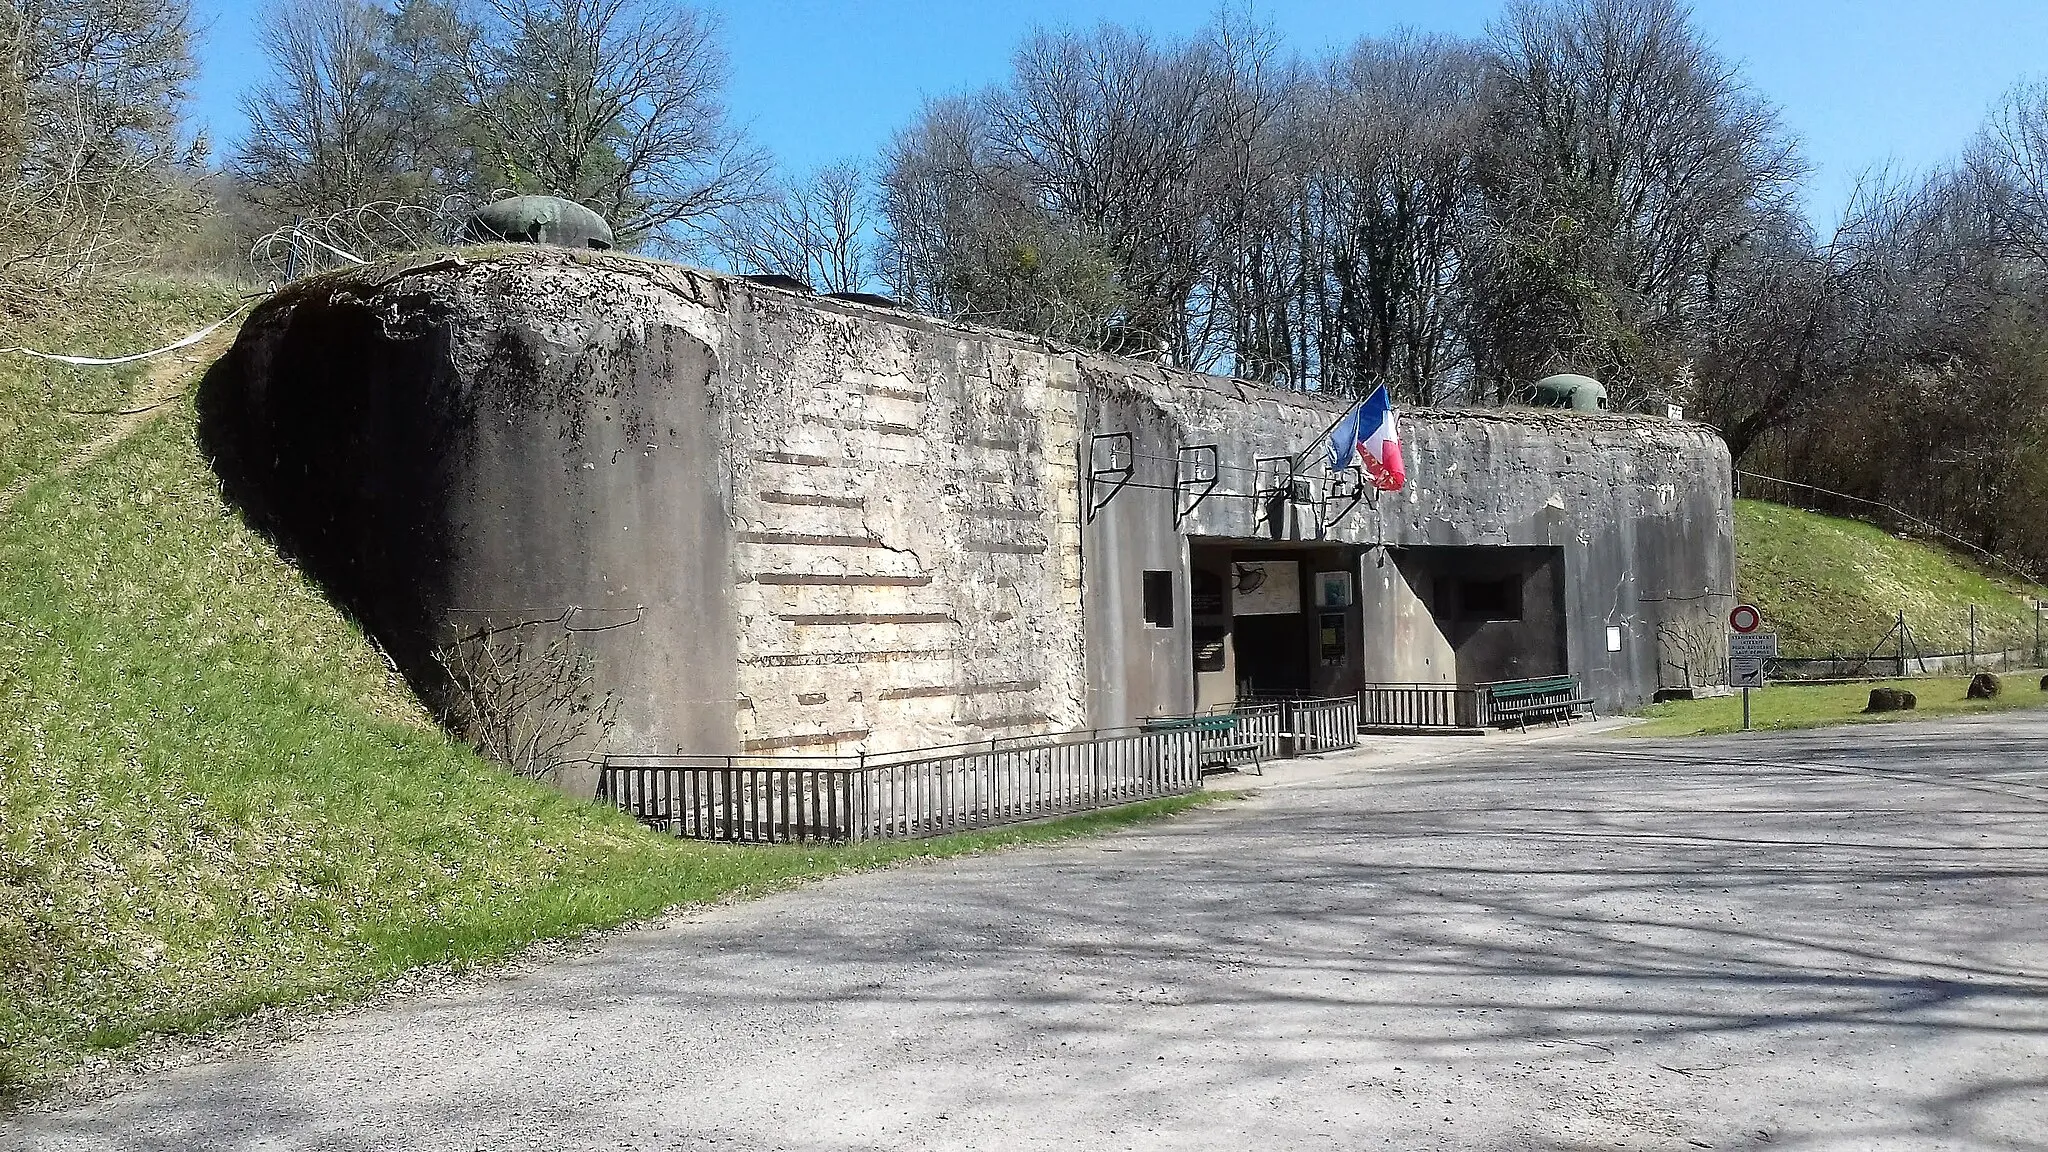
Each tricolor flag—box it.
[1327,382,1406,491]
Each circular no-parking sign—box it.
[1729,604,1762,633]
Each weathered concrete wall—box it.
[207,249,1733,782]
[1368,552,1458,683]
[208,251,1094,764]
[1389,546,1568,684]
[1091,370,1737,710]
[1079,382,1194,727]
[714,287,1088,754]
[204,257,742,786]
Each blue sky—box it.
[189,0,2048,219]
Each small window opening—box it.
[1142,570,1174,628]
[1460,577,1522,621]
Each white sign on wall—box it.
[1231,561,1300,616]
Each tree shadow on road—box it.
[20,719,2048,1151]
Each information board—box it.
[1729,632,1777,689]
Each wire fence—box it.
[245,190,598,282]
[1735,470,2042,586]
[1729,471,2046,678]
[1767,605,2046,680]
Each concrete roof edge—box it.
[271,248,1723,440]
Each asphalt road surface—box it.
[10,713,2048,1151]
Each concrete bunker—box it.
[204,248,1735,792]
[1179,541,1570,708]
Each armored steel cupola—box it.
[463,195,615,250]
[1526,373,1608,411]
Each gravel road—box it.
[9,714,2048,1151]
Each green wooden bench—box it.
[1142,714,1264,775]
[1482,676,1595,730]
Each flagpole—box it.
[1291,383,1374,474]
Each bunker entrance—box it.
[1186,541,1570,711]
[1387,545,1568,684]
[1189,541,1362,710]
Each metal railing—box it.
[1199,697,1359,755]
[1287,695,1362,753]
[598,726,1202,845]
[1225,702,1289,760]
[1358,684,1484,730]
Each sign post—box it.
[1728,604,1774,732]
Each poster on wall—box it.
[1315,570,1354,608]
[1319,612,1347,667]
[1231,560,1299,616]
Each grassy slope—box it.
[1630,674,2048,738]
[1735,499,2044,657]
[0,279,246,496]
[0,287,1213,1096]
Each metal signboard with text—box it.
[1729,631,1778,689]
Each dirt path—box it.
[10,713,2046,1150]
[0,325,240,511]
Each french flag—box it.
[1328,382,1406,491]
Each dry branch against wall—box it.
[1656,614,1726,688]
[432,627,618,782]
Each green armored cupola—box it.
[463,195,615,251]
[1527,373,1608,411]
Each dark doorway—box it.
[1189,542,1361,707]
[1233,613,1309,699]
[1394,545,1568,683]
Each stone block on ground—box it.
[1967,673,2001,700]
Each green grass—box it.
[1628,673,2048,738]
[1736,499,2044,658]
[0,277,246,496]
[0,288,1219,1096]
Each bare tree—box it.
[876,96,985,316]
[712,160,872,293]
[1975,79,2048,260]
[233,0,393,216]
[0,0,198,313]
[454,0,765,243]
[1697,169,2003,461]
[1304,33,1484,402]
[1703,159,2048,574]
[877,95,1126,345]
[985,24,1220,361]
[879,18,1301,362]
[372,0,473,198]
[1467,0,1803,408]
[1189,11,1311,382]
